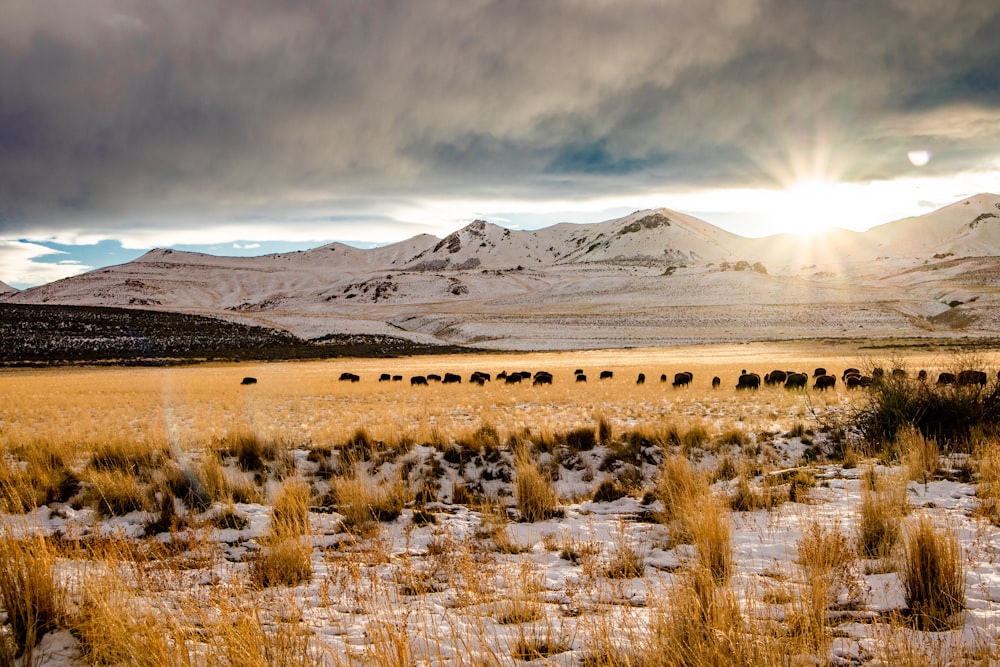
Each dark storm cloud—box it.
[1,0,999,240]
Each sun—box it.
[769,179,860,236]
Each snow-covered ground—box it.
[3,353,999,665]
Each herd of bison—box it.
[239,366,995,390]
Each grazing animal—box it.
[426,374,442,382]
[470,371,491,383]
[813,367,827,377]
[497,371,508,380]
[813,374,836,391]
[636,373,646,385]
[574,369,584,376]
[576,374,587,382]
[410,376,428,386]
[392,375,403,382]
[784,372,808,390]
[533,372,553,386]
[672,371,693,388]
[599,370,614,380]
[378,373,391,382]
[841,368,860,381]
[736,372,761,390]
[443,373,462,384]
[712,376,721,388]
[937,372,956,386]
[917,369,928,381]
[471,376,486,386]
[957,369,988,386]
[872,367,885,379]
[240,377,257,385]
[338,372,360,383]
[764,370,787,386]
[505,373,523,384]
[891,368,907,378]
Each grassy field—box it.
[1,342,1000,665]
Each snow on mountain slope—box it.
[557,209,747,265]
[8,196,1000,348]
[404,220,561,270]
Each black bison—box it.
[443,373,462,384]
[841,368,860,381]
[426,374,442,382]
[764,370,787,386]
[470,375,486,386]
[410,376,428,386]
[737,372,761,390]
[813,374,836,391]
[636,373,646,385]
[958,369,988,386]
[672,371,693,388]
[240,377,257,385]
[784,372,808,390]
[470,371,491,383]
[891,368,907,378]
[576,374,587,382]
[813,367,827,377]
[497,371,508,380]
[660,373,668,383]
[505,373,523,384]
[392,375,403,382]
[378,373,392,382]
[917,369,928,381]
[338,372,360,383]
[574,369,584,376]
[533,372,553,386]
[937,372,956,386]
[599,370,614,380]
[711,376,721,388]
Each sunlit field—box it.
[2,342,1000,665]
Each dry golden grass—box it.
[900,514,965,630]
[0,530,63,657]
[0,344,995,664]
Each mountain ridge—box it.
[3,194,1000,350]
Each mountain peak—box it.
[0,280,16,293]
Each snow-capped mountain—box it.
[4,195,1000,350]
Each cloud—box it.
[0,0,998,244]
[0,240,92,287]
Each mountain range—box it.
[4,193,1000,350]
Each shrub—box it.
[853,372,1000,453]
[900,515,965,630]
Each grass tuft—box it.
[900,515,965,630]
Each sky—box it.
[2,1,1000,288]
